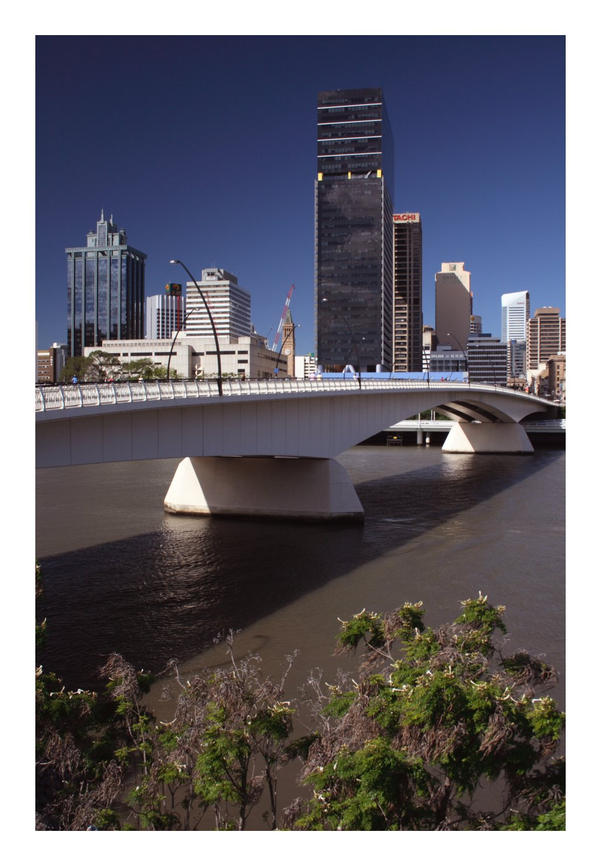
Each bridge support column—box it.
[441,422,533,453]
[164,456,364,521]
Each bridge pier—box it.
[441,422,533,453]
[163,456,365,522]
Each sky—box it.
[34,33,565,357]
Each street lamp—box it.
[274,323,300,377]
[446,332,469,383]
[320,297,364,389]
[169,260,223,395]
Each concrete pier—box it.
[441,421,533,453]
[164,456,365,521]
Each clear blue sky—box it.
[35,34,564,356]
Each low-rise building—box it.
[295,353,318,379]
[529,353,565,401]
[83,332,288,379]
[37,343,68,383]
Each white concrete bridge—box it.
[36,379,555,521]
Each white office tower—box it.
[184,268,251,341]
[146,293,186,340]
[501,291,530,342]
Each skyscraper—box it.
[66,211,146,356]
[435,262,472,353]
[501,292,530,382]
[467,334,508,386]
[183,268,251,342]
[501,291,530,342]
[392,213,422,372]
[145,292,186,340]
[526,307,566,371]
[315,88,394,372]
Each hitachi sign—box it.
[393,213,420,223]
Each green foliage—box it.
[121,358,171,380]
[501,798,565,831]
[59,354,93,383]
[291,593,565,831]
[393,601,426,640]
[297,738,432,830]
[528,697,565,741]
[337,610,385,649]
[92,808,121,830]
[36,574,564,833]
[323,690,356,718]
[535,799,565,830]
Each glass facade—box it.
[315,88,394,371]
[66,212,146,356]
[393,215,423,372]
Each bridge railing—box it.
[35,378,542,413]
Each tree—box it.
[285,594,565,831]
[36,582,565,831]
[139,634,295,830]
[85,350,122,382]
[59,354,93,383]
[93,636,295,830]
[36,567,127,829]
[121,358,173,380]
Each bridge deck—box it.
[36,379,555,414]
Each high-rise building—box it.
[467,334,508,386]
[66,211,146,356]
[392,213,422,371]
[435,262,472,353]
[501,291,530,342]
[315,88,394,372]
[146,291,186,340]
[470,315,482,336]
[507,339,527,380]
[183,268,251,342]
[526,307,566,371]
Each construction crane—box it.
[270,284,295,351]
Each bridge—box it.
[36,379,555,521]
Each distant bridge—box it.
[36,379,556,521]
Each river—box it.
[36,444,565,717]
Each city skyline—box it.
[35,35,565,357]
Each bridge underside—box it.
[163,422,533,521]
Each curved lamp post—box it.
[274,323,300,377]
[320,298,363,389]
[168,260,223,395]
[446,331,469,383]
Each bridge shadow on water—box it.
[37,449,564,690]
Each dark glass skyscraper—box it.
[66,211,146,356]
[315,88,394,371]
[392,213,423,371]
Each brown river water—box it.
[36,444,565,700]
